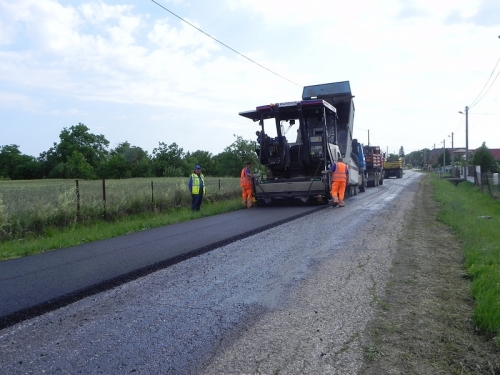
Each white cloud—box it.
[49,108,87,116]
[1,0,500,158]
[0,91,42,110]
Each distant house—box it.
[427,147,464,165]
[452,148,467,161]
[427,147,500,166]
[479,148,500,160]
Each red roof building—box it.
[480,148,500,160]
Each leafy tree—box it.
[0,145,21,178]
[472,142,495,173]
[386,153,399,162]
[183,150,216,176]
[398,146,405,157]
[0,145,41,179]
[152,142,185,177]
[68,151,96,179]
[13,155,42,179]
[49,151,95,179]
[437,149,452,167]
[213,135,258,176]
[213,151,243,177]
[491,160,500,174]
[405,149,432,168]
[99,154,128,179]
[98,142,152,178]
[40,123,109,178]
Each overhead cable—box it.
[150,0,302,87]
[469,57,500,108]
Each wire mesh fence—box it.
[0,177,240,241]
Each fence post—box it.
[102,179,107,219]
[151,181,154,204]
[219,179,221,190]
[485,174,491,195]
[75,179,81,222]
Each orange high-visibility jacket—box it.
[240,167,252,187]
[332,162,348,181]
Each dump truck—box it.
[363,145,384,186]
[353,139,367,192]
[384,157,403,179]
[239,81,363,205]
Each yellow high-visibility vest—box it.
[190,173,206,194]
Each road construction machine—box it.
[239,81,363,205]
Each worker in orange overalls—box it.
[327,157,349,207]
[240,161,254,208]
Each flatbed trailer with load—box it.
[239,81,363,205]
[364,145,384,186]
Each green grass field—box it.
[431,176,500,346]
[0,177,241,242]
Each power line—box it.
[150,0,302,87]
[469,70,500,109]
[453,113,464,137]
[469,56,500,108]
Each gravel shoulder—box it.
[359,175,500,375]
[202,173,419,374]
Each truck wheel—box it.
[359,175,366,192]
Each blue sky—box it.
[1,0,499,158]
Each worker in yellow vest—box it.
[240,161,254,208]
[188,165,206,211]
[326,157,349,207]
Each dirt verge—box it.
[360,175,500,375]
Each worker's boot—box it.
[331,197,339,207]
[339,200,345,207]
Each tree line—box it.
[405,142,499,173]
[0,123,260,180]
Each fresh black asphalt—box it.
[0,205,325,329]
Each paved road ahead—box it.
[0,172,421,374]
[0,205,324,327]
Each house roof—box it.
[427,148,500,160]
[477,148,500,159]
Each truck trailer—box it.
[363,145,384,186]
[239,81,363,205]
[384,158,403,179]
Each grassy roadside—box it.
[432,175,500,345]
[361,173,500,375]
[0,198,243,261]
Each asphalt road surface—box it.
[0,171,422,374]
[0,205,325,326]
